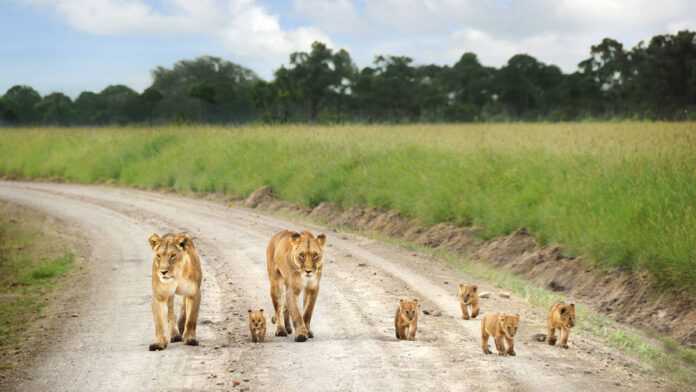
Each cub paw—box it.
[507,350,516,356]
[275,329,288,337]
[548,336,557,346]
[171,335,182,343]
[561,344,569,349]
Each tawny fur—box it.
[481,313,520,356]
[545,302,576,348]
[248,309,267,343]
[394,299,420,341]
[266,230,326,342]
[148,233,202,351]
[458,284,480,320]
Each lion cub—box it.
[394,299,420,341]
[458,284,480,320]
[546,302,575,349]
[481,313,520,356]
[248,309,267,343]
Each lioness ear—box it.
[148,233,161,250]
[259,309,264,313]
[290,232,302,245]
[515,313,520,320]
[316,233,327,247]
[248,309,252,313]
[175,233,192,251]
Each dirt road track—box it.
[0,182,660,391]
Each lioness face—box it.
[290,232,326,278]
[500,314,520,337]
[560,304,576,328]
[148,233,191,283]
[458,284,477,303]
[399,299,419,320]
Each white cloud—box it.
[28,0,333,76]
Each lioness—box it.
[481,313,520,356]
[546,302,575,348]
[458,283,480,320]
[248,309,267,343]
[394,299,420,341]
[266,230,326,342]
[148,233,202,351]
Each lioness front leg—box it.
[287,287,309,342]
[303,287,319,338]
[168,296,181,343]
[505,337,516,356]
[182,292,200,346]
[150,298,168,351]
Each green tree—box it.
[3,85,41,124]
[35,92,75,125]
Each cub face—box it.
[458,284,478,303]
[499,314,520,337]
[289,232,326,278]
[248,309,266,332]
[558,303,576,328]
[148,233,192,283]
[399,299,420,321]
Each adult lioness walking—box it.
[148,233,202,351]
[266,230,326,342]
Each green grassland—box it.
[1,123,695,291]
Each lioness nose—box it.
[160,271,168,276]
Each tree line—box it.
[1,30,695,125]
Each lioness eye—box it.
[312,253,319,260]
[298,253,305,261]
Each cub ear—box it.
[514,313,520,320]
[290,232,302,245]
[570,303,575,309]
[175,233,192,250]
[472,285,478,292]
[316,233,327,247]
[148,233,161,250]
[399,299,404,304]
[248,309,252,313]
[560,307,567,314]
[259,309,264,313]
[413,298,419,303]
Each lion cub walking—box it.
[458,284,480,320]
[147,233,202,351]
[481,313,520,356]
[546,302,576,349]
[394,299,420,341]
[248,309,267,343]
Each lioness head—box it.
[498,314,520,338]
[148,233,192,283]
[399,299,420,321]
[248,309,266,331]
[558,303,576,328]
[289,231,326,278]
[458,284,478,303]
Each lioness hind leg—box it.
[177,301,186,339]
[150,298,168,351]
[270,281,288,336]
[303,287,319,338]
[168,297,181,343]
[182,293,201,346]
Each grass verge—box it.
[0,202,75,369]
[1,123,695,292]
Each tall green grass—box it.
[1,123,695,290]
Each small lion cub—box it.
[458,283,480,320]
[248,309,267,343]
[547,302,575,349]
[481,313,520,356]
[395,299,420,341]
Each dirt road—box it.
[0,182,660,391]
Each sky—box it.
[1,0,695,97]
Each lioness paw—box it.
[149,343,166,351]
[184,338,199,346]
[308,330,314,339]
[171,335,182,343]
[295,335,308,342]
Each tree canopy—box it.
[3,30,695,126]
